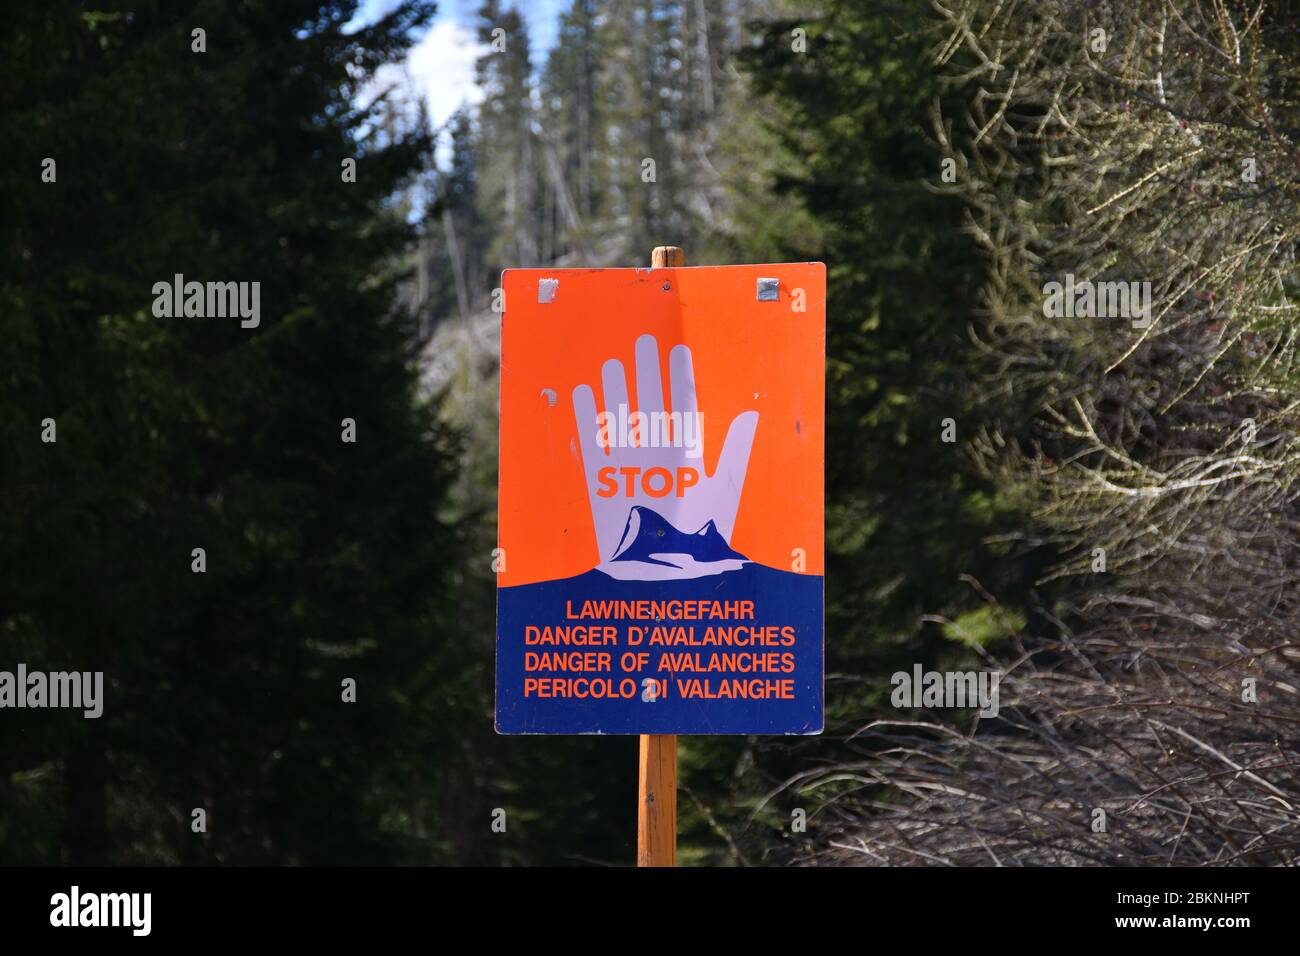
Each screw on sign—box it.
[496,246,826,866]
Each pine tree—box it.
[540,0,604,259]
[0,0,459,864]
[475,1,542,272]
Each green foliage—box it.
[0,0,458,865]
[746,6,1019,671]
[941,605,1026,648]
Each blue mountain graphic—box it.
[610,506,748,568]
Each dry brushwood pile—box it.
[801,0,1300,865]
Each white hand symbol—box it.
[573,334,759,580]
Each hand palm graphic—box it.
[573,334,759,580]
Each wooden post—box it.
[638,244,683,867]
[651,245,685,270]
[638,734,677,867]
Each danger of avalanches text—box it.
[519,598,798,701]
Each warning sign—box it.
[495,263,825,734]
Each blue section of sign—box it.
[496,564,823,734]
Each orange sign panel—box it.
[496,263,825,734]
